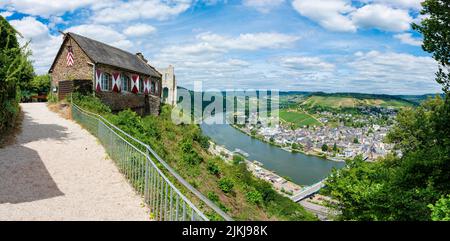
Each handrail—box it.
[71,103,233,221]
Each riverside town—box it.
[0,0,448,239]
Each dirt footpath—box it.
[0,103,149,220]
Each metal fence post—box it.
[144,150,150,201]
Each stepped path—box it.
[0,103,149,220]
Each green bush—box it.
[207,192,219,202]
[218,177,234,193]
[207,160,220,176]
[72,93,111,114]
[47,92,58,103]
[180,138,203,165]
[246,190,263,205]
[232,154,245,165]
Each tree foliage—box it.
[413,0,450,92]
[325,0,450,221]
[429,195,450,221]
[0,16,34,135]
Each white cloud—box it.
[346,51,438,94]
[9,16,62,74]
[66,24,133,50]
[394,33,422,46]
[243,0,284,13]
[0,0,100,17]
[361,0,423,10]
[152,32,299,88]
[123,24,156,37]
[291,0,417,32]
[351,4,412,32]
[197,32,300,50]
[0,11,13,18]
[280,56,335,71]
[292,0,356,32]
[91,0,191,23]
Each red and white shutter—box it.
[144,78,149,94]
[131,75,139,94]
[112,72,120,93]
[95,69,102,92]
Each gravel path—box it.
[0,103,149,220]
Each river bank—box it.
[208,141,303,199]
[231,124,346,163]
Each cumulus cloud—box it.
[292,0,356,32]
[91,0,191,23]
[153,32,300,88]
[291,0,417,32]
[280,56,335,71]
[9,16,62,74]
[197,32,300,50]
[394,33,422,46]
[360,0,423,10]
[0,0,100,17]
[66,24,133,50]
[345,51,438,93]
[243,0,284,13]
[0,11,13,18]
[123,24,156,37]
[351,4,412,32]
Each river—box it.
[200,123,345,186]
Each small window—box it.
[151,81,156,95]
[121,74,131,92]
[101,72,111,91]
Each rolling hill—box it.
[298,93,415,110]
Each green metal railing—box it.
[72,103,233,221]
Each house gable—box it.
[49,34,94,86]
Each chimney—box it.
[136,52,148,63]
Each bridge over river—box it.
[291,180,326,202]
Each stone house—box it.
[48,32,162,115]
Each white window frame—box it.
[101,72,111,91]
[121,73,130,92]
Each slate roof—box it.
[51,32,161,77]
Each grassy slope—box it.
[73,94,316,221]
[301,95,414,109]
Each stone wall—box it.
[96,92,160,116]
[50,36,93,87]
[50,35,161,116]
[95,64,161,116]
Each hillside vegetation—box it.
[72,93,317,221]
[0,16,34,143]
[300,95,414,110]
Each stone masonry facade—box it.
[49,34,162,116]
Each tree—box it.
[412,0,450,93]
[333,143,338,153]
[321,144,328,152]
[0,16,34,135]
[324,0,450,221]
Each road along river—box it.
[201,123,345,186]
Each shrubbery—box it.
[218,177,234,193]
[72,92,111,114]
[0,16,34,138]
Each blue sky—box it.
[0,0,442,94]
